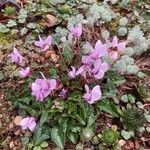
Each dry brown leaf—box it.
[42,14,58,27]
[14,116,22,126]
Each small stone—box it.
[14,116,22,126]
[14,129,21,136]
[128,141,134,148]
[45,14,58,27]
[9,123,14,129]
[0,114,3,119]
[135,141,140,149]
[55,64,60,68]
[45,50,53,58]
[118,139,126,146]
[123,143,132,150]
[9,141,15,148]
[51,54,59,63]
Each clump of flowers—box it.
[69,23,82,38]
[83,84,101,104]
[20,117,36,131]
[8,20,129,149]
[31,73,57,101]
[107,36,127,60]
[34,35,52,51]
[69,40,109,80]
[10,47,23,64]
[19,67,31,78]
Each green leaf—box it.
[138,84,148,98]
[17,97,31,105]
[51,126,64,149]
[49,68,58,79]
[121,130,132,140]
[67,101,77,114]
[19,104,37,116]
[33,129,50,146]
[128,94,135,103]
[40,141,48,148]
[144,114,150,122]
[121,95,128,103]
[68,92,82,102]
[0,71,5,81]
[28,143,33,149]
[87,109,96,127]
[97,100,120,117]
[67,132,78,144]
[33,146,42,150]
[71,126,81,133]
[106,71,125,86]
[40,111,49,126]
[104,79,117,98]
[62,45,73,65]
[60,118,68,135]
[22,136,29,145]
[74,110,86,125]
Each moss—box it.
[0,33,14,48]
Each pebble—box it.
[135,141,140,149]
[128,141,134,148]
[9,123,14,129]
[118,139,126,146]
[0,114,3,118]
[14,116,22,126]
[14,129,21,136]
[9,141,15,148]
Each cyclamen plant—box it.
[9,24,127,143]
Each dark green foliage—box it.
[102,128,118,145]
[62,45,73,65]
[97,100,121,117]
[123,107,146,130]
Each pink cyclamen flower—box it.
[69,24,82,38]
[107,36,127,60]
[59,89,67,99]
[10,47,23,64]
[91,59,108,79]
[107,123,112,128]
[34,35,52,51]
[81,55,93,65]
[19,67,30,78]
[90,40,108,59]
[68,67,76,78]
[76,65,91,78]
[31,74,57,101]
[111,36,127,52]
[83,84,102,104]
[20,117,36,131]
